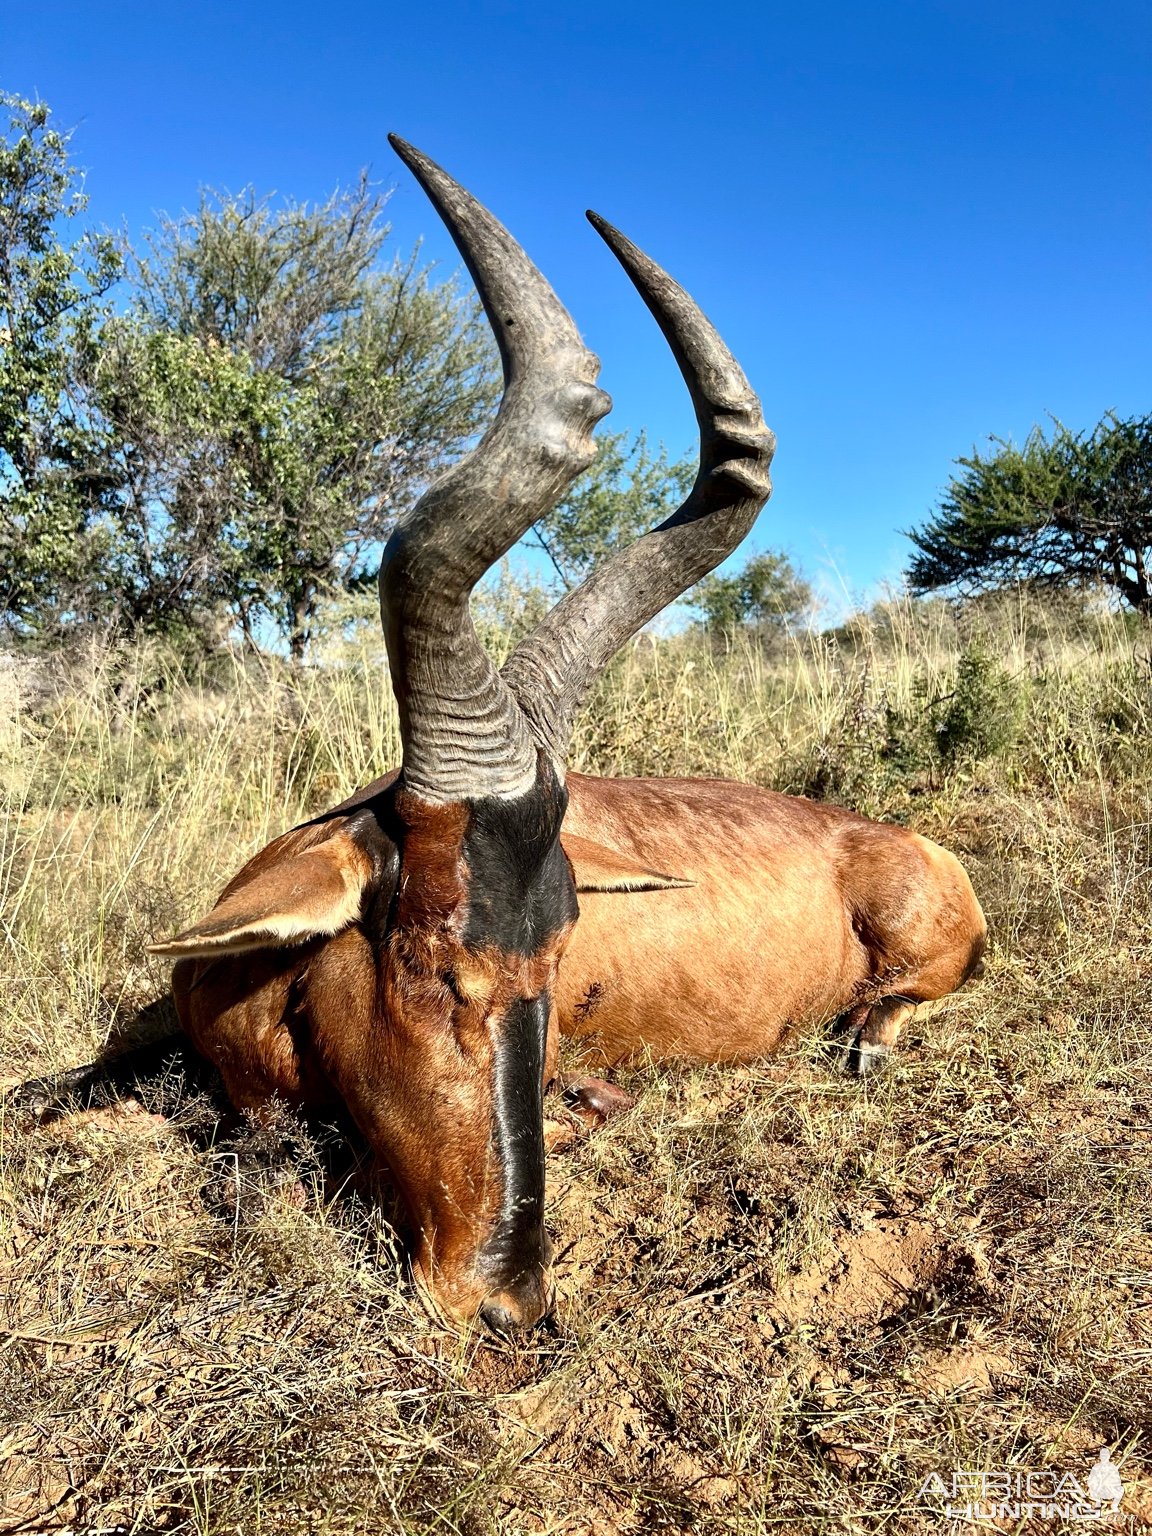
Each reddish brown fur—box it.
[556,773,985,1064]
[146,141,986,1331]
[174,792,574,1323]
[169,770,985,1321]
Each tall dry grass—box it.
[2,591,1151,1532]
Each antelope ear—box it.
[561,833,693,893]
[148,833,373,958]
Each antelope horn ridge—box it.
[381,137,612,801]
[502,214,775,758]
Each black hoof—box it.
[845,1036,892,1078]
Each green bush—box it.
[936,644,1028,762]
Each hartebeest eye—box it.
[442,969,468,1007]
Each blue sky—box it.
[5,1,1149,611]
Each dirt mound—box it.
[913,1342,1015,1394]
[773,1214,993,1333]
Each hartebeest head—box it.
[153,138,773,1330]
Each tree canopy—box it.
[908,413,1152,615]
[0,98,499,652]
[91,185,498,654]
[0,94,122,632]
[527,430,695,590]
[693,551,813,635]
[1,95,812,656]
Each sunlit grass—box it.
[2,592,1151,1531]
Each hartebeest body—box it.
[164,766,983,1325]
[124,139,985,1332]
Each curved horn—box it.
[501,215,775,758]
[380,138,611,801]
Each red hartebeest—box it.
[119,140,983,1333]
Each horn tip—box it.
[388,134,435,178]
[587,210,645,270]
[388,135,473,219]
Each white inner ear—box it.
[572,870,695,894]
[561,833,693,894]
[148,835,371,959]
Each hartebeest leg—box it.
[561,1076,635,1125]
[857,995,917,1073]
[836,996,916,1077]
[541,1075,635,1151]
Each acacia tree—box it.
[527,430,809,636]
[908,414,1152,615]
[527,430,695,589]
[0,94,122,633]
[692,550,812,635]
[92,184,499,655]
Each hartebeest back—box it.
[123,138,984,1332]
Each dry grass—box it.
[3,593,1152,1533]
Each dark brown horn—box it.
[501,214,775,758]
[380,137,611,801]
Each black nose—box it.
[477,1266,554,1336]
[479,1300,518,1337]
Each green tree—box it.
[92,184,499,655]
[526,431,809,637]
[692,550,813,634]
[528,430,695,589]
[0,94,122,634]
[908,413,1152,615]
